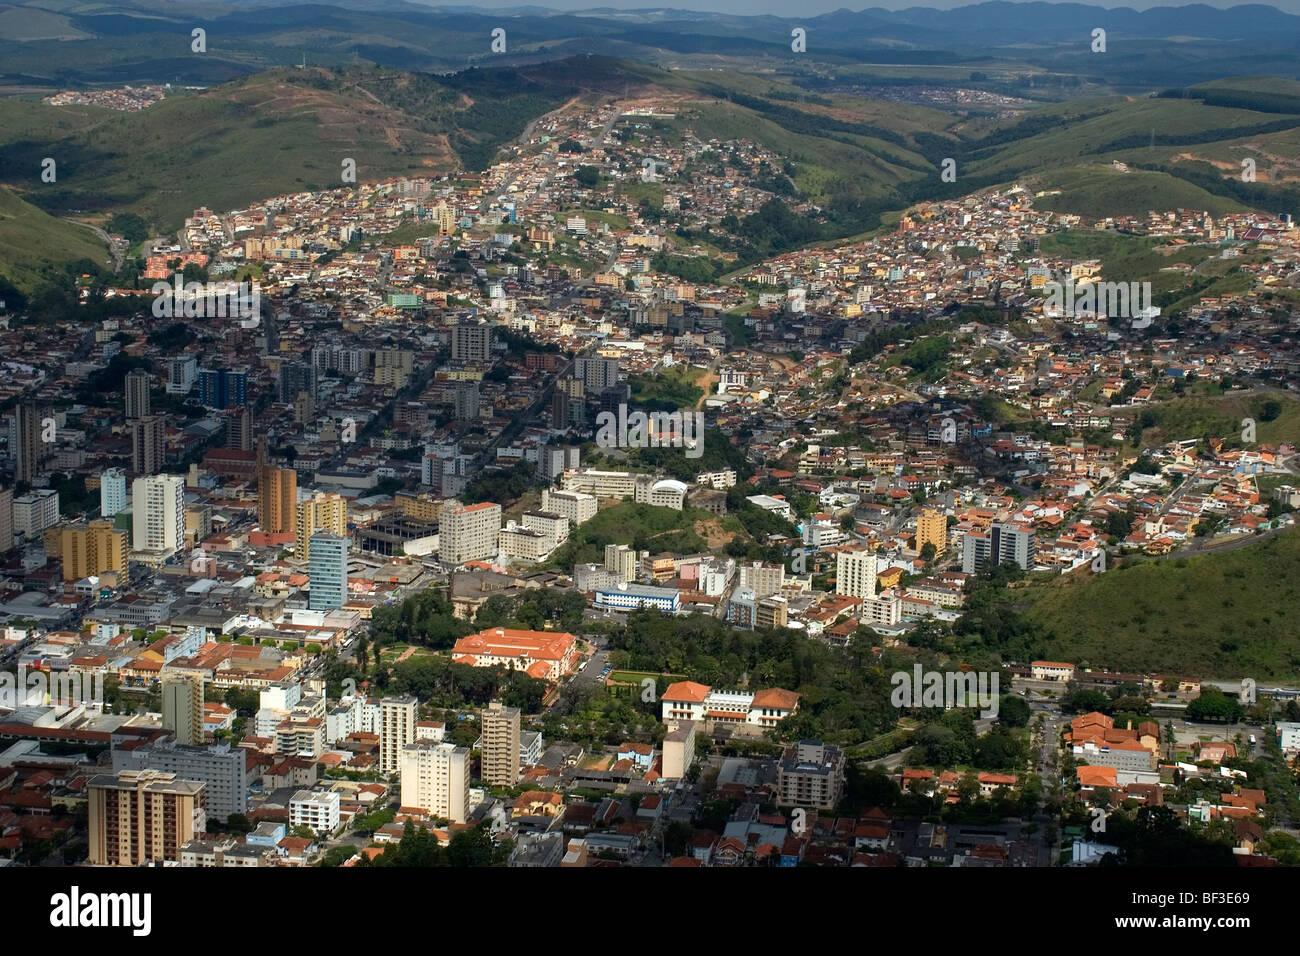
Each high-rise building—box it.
[0,486,11,554]
[257,467,297,534]
[399,741,469,822]
[167,355,198,395]
[197,367,248,410]
[125,367,151,419]
[776,740,844,811]
[307,534,348,611]
[739,561,785,598]
[295,491,347,561]
[130,415,165,475]
[574,357,619,390]
[56,520,129,582]
[604,543,637,583]
[915,509,948,556]
[132,475,185,556]
[87,769,206,865]
[113,740,247,823]
[451,380,480,421]
[161,674,204,746]
[962,521,1036,574]
[835,548,878,601]
[438,500,501,566]
[480,701,521,786]
[380,696,418,774]
[12,489,59,541]
[100,467,127,518]
[11,402,45,485]
[223,405,253,452]
[450,322,493,364]
[279,362,317,404]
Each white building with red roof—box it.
[451,627,577,682]
[660,681,799,728]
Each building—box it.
[540,488,597,527]
[125,367,151,419]
[380,696,418,774]
[451,322,493,365]
[198,367,248,410]
[100,467,127,518]
[289,789,340,835]
[521,510,568,548]
[223,405,253,452]
[915,508,947,555]
[279,362,317,404]
[835,547,877,601]
[480,701,521,786]
[87,769,207,866]
[498,522,553,564]
[13,489,60,542]
[10,402,45,485]
[738,561,784,598]
[575,356,619,390]
[258,467,297,534]
[167,355,198,395]
[777,740,845,811]
[452,628,577,682]
[130,415,166,475]
[162,674,204,746]
[1031,661,1076,682]
[661,720,696,779]
[594,582,680,613]
[55,520,129,582]
[113,740,248,823]
[307,534,348,611]
[399,741,470,822]
[604,543,638,583]
[0,485,11,553]
[295,491,347,561]
[132,474,185,556]
[660,682,799,730]
[439,500,502,565]
[962,521,1037,574]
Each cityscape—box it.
[0,0,1297,910]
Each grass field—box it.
[1018,528,1300,679]
[543,501,714,568]
[1135,389,1300,447]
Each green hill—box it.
[0,186,109,291]
[1017,529,1300,680]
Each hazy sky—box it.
[432,1,1300,14]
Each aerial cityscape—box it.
[0,0,1298,905]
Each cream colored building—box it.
[439,500,502,565]
[162,674,204,746]
[295,491,347,562]
[835,547,878,601]
[481,701,521,786]
[380,696,418,774]
[540,488,597,526]
[399,740,470,822]
[661,720,696,779]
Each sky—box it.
[424,0,1300,14]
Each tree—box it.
[997,694,1031,727]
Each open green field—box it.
[1017,528,1300,679]
[543,501,715,568]
[1134,390,1300,448]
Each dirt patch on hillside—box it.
[694,517,737,548]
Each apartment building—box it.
[307,534,348,611]
[55,520,129,582]
[962,521,1037,574]
[100,467,127,518]
[13,488,59,541]
[776,740,845,811]
[380,696,418,774]
[835,547,878,601]
[132,474,185,556]
[450,322,493,364]
[289,789,340,835]
[915,508,948,555]
[540,488,597,526]
[88,769,207,865]
[439,500,502,565]
[738,560,785,598]
[258,467,297,534]
[130,415,166,475]
[161,674,204,746]
[661,720,697,779]
[295,491,347,561]
[399,741,470,823]
[113,740,248,823]
[481,701,522,786]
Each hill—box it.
[1015,528,1300,680]
[0,187,110,292]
